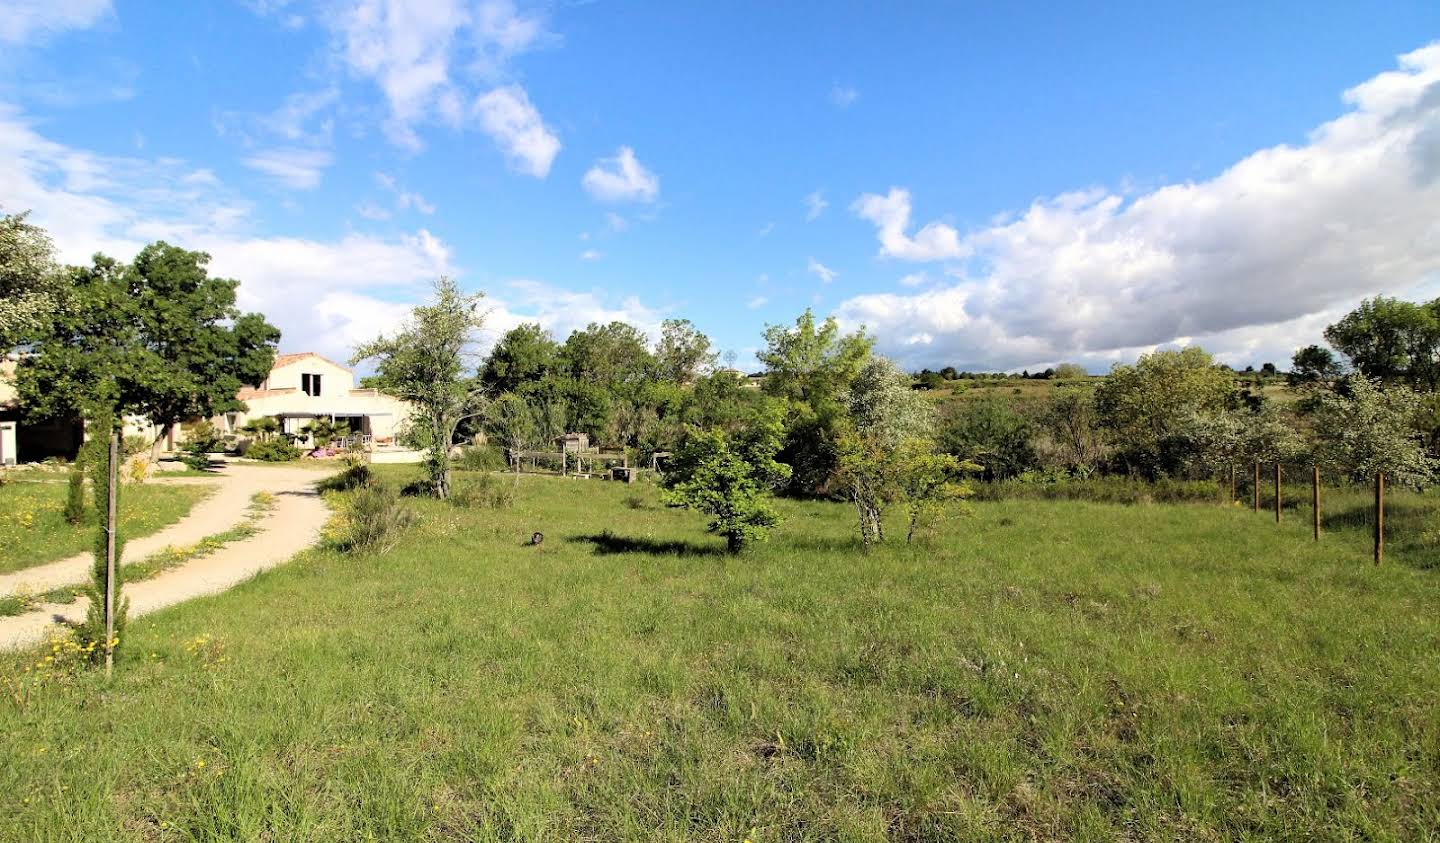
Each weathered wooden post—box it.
[1274,463,1282,523]
[1312,465,1321,540]
[105,430,119,680]
[1252,462,1260,512]
[1374,471,1385,565]
[1229,465,1236,503]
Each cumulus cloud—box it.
[851,187,968,261]
[803,190,827,221]
[840,44,1440,371]
[747,295,769,310]
[1,0,111,45]
[582,146,659,203]
[472,85,560,177]
[829,84,858,108]
[807,257,837,284]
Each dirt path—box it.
[0,463,334,650]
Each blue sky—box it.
[4,2,1440,373]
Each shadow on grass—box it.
[572,530,726,557]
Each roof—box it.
[271,352,352,372]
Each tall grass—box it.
[2,470,1437,840]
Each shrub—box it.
[330,483,415,553]
[63,469,87,525]
[623,494,646,510]
[973,475,1222,505]
[449,473,515,509]
[121,435,150,459]
[244,438,301,462]
[319,461,372,493]
[179,441,211,472]
[182,419,225,453]
[456,444,507,472]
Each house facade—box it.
[216,352,413,448]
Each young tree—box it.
[352,278,488,499]
[1309,375,1436,484]
[893,441,977,544]
[656,318,717,384]
[74,412,129,664]
[939,397,1038,481]
[488,392,541,475]
[1036,388,1107,475]
[15,243,279,458]
[661,408,791,553]
[833,358,935,546]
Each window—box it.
[302,373,322,396]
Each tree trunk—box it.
[149,423,171,462]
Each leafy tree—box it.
[479,323,561,394]
[352,278,488,499]
[15,243,279,457]
[1289,344,1342,386]
[662,408,791,552]
[938,366,958,381]
[655,318,717,384]
[1036,388,1107,475]
[1051,362,1088,380]
[488,392,543,475]
[758,309,873,494]
[241,416,281,441]
[1094,347,1234,477]
[1324,296,1440,390]
[939,397,1037,480]
[561,321,654,386]
[301,418,349,448]
[1309,375,1436,485]
[833,357,935,546]
[0,210,64,349]
[893,441,978,544]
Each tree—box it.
[833,357,935,546]
[73,412,129,664]
[301,418,349,448]
[1324,296,1440,390]
[656,318,717,384]
[488,393,542,476]
[1289,345,1342,386]
[1309,375,1436,485]
[1051,363,1088,380]
[758,309,873,494]
[1036,388,1107,475]
[15,243,279,458]
[352,278,487,499]
[662,408,791,552]
[561,321,654,386]
[479,323,560,394]
[893,441,978,544]
[0,210,63,349]
[1094,347,1234,477]
[939,397,1037,481]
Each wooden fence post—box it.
[105,430,119,680]
[1274,463,1281,523]
[1374,471,1385,566]
[1252,462,1260,512]
[1312,465,1320,540]
[1229,465,1236,503]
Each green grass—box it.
[0,481,215,574]
[2,470,1438,840]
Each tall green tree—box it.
[0,210,64,349]
[479,322,561,394]
[758,309,873,494]
[1094,346,1234,477]
[655,318,717,384]
[1309,375,1436,484]
[1323,296,1440,390]
[15,243,280,456]
[1288,344,1342,386]
[561,321,654,386]
[353,278,487,499]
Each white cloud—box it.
[851,187,968,261]
[375,171,435,214]
[242,148,334,189]
[829,84,858,108]
[747,296,769,310]
[807,257,837,284]
[803,190,827,221]
[605,211,627,232]
[757,222,775,237]
[582,146,659,203]
[839,44,1440,370]
[1,0,111,45]
[356,201,391,220]
[899,272,927,288]
[326,0,553,156]
[580,248,602,261]
[472,85,560,177]
[482,280,665,350]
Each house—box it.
[218,352,413,449]
[0,357,84,465]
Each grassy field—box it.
[2,469,1438,840]
[0,479,215,574]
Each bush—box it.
[329,483,415,553]
[449,473,516,509]
[63,469,87,525]
[244,438,301,462]
[455,445,507,472]
[318,461,371,493]
[940,398,1038,481]
[179,441,211,471]
[182,420,225,453]
[121,435,150,459]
